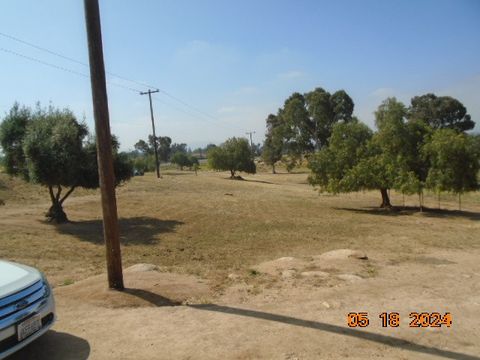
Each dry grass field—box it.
[1,168,480,359]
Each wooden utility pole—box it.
[84,0,124,290]
[246,131,256,150]
[140,89,161,178]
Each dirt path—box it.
[11,247,480,359]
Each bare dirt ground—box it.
[1,169,480,359]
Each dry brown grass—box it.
[1,169,479,289]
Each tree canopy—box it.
[308,119,373,194]
[171,152,198,170]
[308,94,478,209]
[261,86,355,172]
[423,129,479,195]
[0,103,132,223]
[208,137,256,178]
[0,103,31,178]
[262,114,284,173]
[409,93,475,132]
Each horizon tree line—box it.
[262,87,479,208]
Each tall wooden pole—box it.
[140,89,160,178]
[245,131,256,149]
[84,0,124,290]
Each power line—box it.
[0,47,142,94]
[0,30,247,132]
[0,46,89,79]
[0,45,217,138]
[0,45,235,142]
[151,96,243,133]
[0,30,158,90]
[154,89,247,132]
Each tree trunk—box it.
[458,193,461,211]
[45,185,75,223]
[380,188,392,208]
[230,170,235,178]
[46,201,68,223]
[418,192,423,212]
[272,164,276,174]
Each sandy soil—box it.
[2,170,479,359]
[11,247,480,360]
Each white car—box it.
[0,260,55,359]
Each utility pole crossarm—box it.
[140,89,161,178]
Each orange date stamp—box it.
[347,312,452,328]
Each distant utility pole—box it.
[140,89,161,178]
[84,0,124,290]
[246,131,256,150]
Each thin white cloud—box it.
[369,87,396,99]
[173,40,239,67]
[233,86,259,95]
[277,70,306,80]
[217,106,237,114]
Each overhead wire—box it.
[0,30,247,133]
[0,47,143,94]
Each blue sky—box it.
[0,0,479,150]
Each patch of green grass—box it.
[248,269,260,276]
[60,278,75,286]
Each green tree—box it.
[374,98,434,208]
[208,137,256,178]
[423,129,479,209]
[262,114,284,173]
[171,151,198,170]
[188,155,199,168]
[308,119,372,194]
[309,98,424,208]
[0,103,31,178]
[304,88,354,149]
[280,93,311,167]
[409,93,475,132]
[330,90,355,122]
[157,136,172,162]
[134,139,151,155]
[308,95,477,209]
[265,87,355,172]
[1,104,132,223]
[170,143,188,157]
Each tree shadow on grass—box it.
[162,171,194,176]
[223,176,275,185]
[243,178,276,185]
[9,330,90,360]
[55,217,184,245]
[334,206,480,221]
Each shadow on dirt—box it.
[334,206,480,221]
[9,330,90,360]
[162,171,195,176]
[225,176,275,185]
[123,288,181,307]
[54,217,184,245]
[189,304,479,360]
[243,178,276,185]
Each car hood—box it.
[0,260,43,299]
